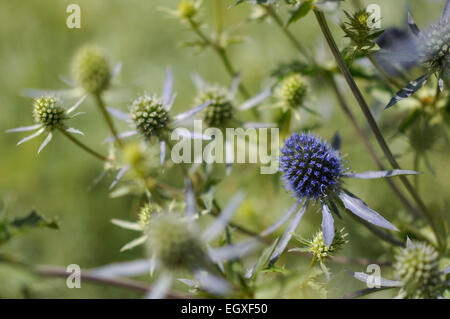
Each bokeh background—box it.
[0,0,448,298]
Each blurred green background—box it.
[0,0,448,298]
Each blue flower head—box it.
[265,132,419,268]
[280,132,345,201]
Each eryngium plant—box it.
[4,0,450,300]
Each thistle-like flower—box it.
[275,73,308,109]
[130,95,171,139]
[386,1,450,108]
[291,228,348,264]
[192,73,272,129]
[350,238,449,299]
[72,45,111,95]
[290,227,348,280]
[342,9,384,59]
[6,96,86,153]
[394,240,441,299]
[106,68,213,171]
[195,86,234,128]
[109,186,259,299]
[263,132,419,266]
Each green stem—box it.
[94,94,123,148]
[263,5,314,64]
[58,127,110,162]
[314,10,442,247]
[187,18,251,100]
[328,75,420,218]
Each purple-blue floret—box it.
[280,132,345,200]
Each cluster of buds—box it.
[275,73,308,109]
[195,86,234,127]
[394,241,441,298]
[147,214,205,271]
[294,228,348,263]
[72,46,111,95]
[32,96,67,130]
[130,95,170,139]
[342,10,383,57]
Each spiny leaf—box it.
[0,210,58,246]
[385,74,430,109]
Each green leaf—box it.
[0,210,59,246]
[286,1,313,26]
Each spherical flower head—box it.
[394,241,441,298]
[130,95,170,139]
[72,46,111,95]
[308,228,348,262]
[148,214,204,271]
[195,86,234,127]
[138,203,152,228]
[418,22,450,76]
[276,74,308,109]
[280,132,345,200]
[177,0,197,19]
[32,96,66,129]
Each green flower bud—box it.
[177,0,197,19]
[394,241,441,298]
[138,203,152,228]
[130,95,170,139]
[32,96,66,129]
[72,46,111,95]
[148,214,204,271]
[408,122,441,153]
[276,74,308,109]
[308,228,348,262]
[195,86,234,127]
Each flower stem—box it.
[34,265,186,299]
[327,75,420,217]
[187,17,251,100]
[58,127,110,162]
[263,5,314,63]
[94,94,123,148]
[314,10,442,247]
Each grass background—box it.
[0,0,448,298]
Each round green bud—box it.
[177,0,197,19]
[138,203,152,228]
[32,96,66,129]
[195,86,234,127]
[130,95,170,139]
[276,74,308,109]
[394,241,441,298]
[408,122,441,153]
[148,214,204,271]
[72,46,111,95]
[308,228,348,262]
